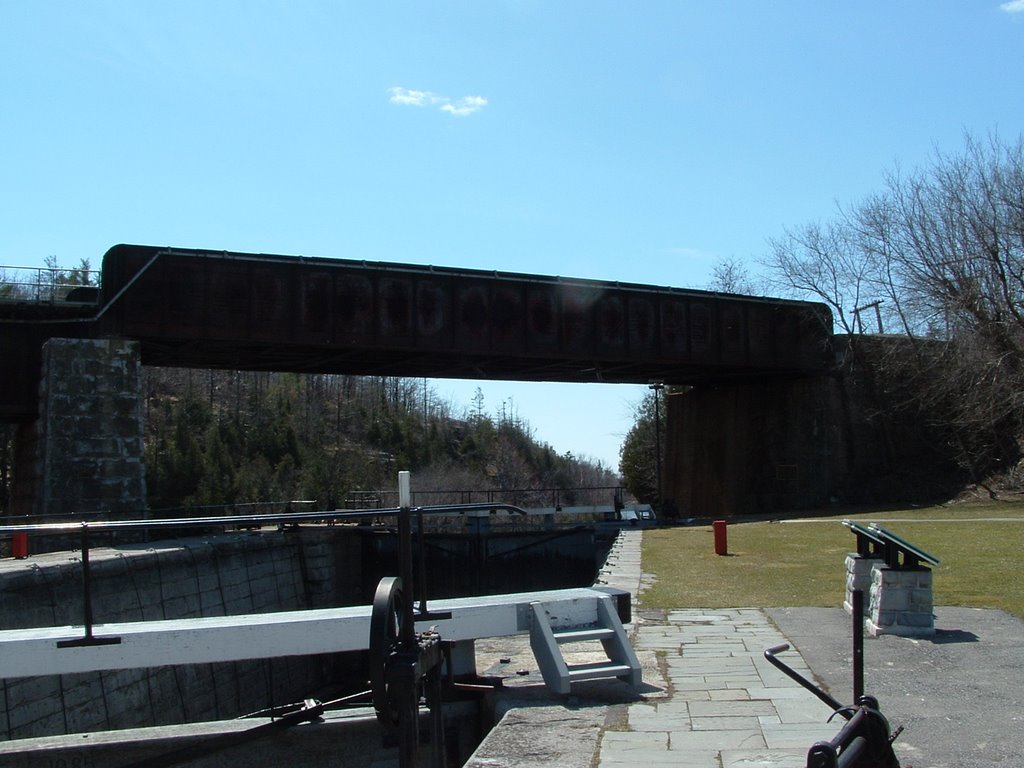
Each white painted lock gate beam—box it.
[0,586,638,692]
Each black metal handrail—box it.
[0,265,100,304]
[0,502,528,536]
[348,485,629,509]
[0,501,532,653]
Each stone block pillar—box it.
[866,563,935,637]
[31,338,147,520]
[843,552,882,614]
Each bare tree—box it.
[708,257,755,294]
[766,217,873,335]
[765,132,1024,484]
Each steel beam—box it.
[96,245,834,384]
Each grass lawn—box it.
[639,501,1024,618]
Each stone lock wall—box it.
[0,528,363,741]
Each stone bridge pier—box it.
[7,335,922,525]
[10,339,835,523]
[10,338,147,521]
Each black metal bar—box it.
[427,668,446,768]
[397,505,416,648]
[837,735,868,768]
[763,644,847,715]
[883,539,899,569]
[650,381,663,512]
[56,525,122,648]
[809,711,874,768]
[398,690,418,768]
[0,502,529,536]
[120,698,324,768]
[80,526,94,638]
[828,707,869,752]
[852,588,864,703]
[408,510,452,624]
[416,506,428,617]
[17,496,539,656]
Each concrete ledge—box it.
[0,703,480,768]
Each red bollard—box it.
[12,532,29,559]
[713,520,728,556]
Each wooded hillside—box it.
[139,369,621,513]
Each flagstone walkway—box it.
[594,530,841,767]
[466,528,845,768]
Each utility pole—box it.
[649,382,664,512]
[853,300,884,334]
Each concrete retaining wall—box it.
[1,523,601,742]
[0,704,483,768]
[0,528,362,741]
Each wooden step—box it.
[529,596,641,694]
[552,627,616,643]
[567,662,634,682]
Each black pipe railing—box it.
[0,502,529,537]
[346,485,629,510]
[0,502,532,648]
[0,264,101,305]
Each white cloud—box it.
[440,96,488,117]
[1001,0,1024,12]
[388,87,443,107]
[388,87,487,116]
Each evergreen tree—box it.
[138,368,620,512]
[619,391,662,507]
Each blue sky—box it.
[3,2,1023,471]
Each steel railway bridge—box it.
[1,243,832,421]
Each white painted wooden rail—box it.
[0,587,630,680]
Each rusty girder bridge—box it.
[0,244,833,420]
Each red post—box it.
[713,520,728,556]
[12,532,29,559]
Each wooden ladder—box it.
[529,593,641,694]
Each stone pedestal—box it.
[866,563,935,637]
[843,552,882,614]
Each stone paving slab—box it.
[466,529,846,768]
[468,525,1024,768]
[598,607,840,768]
[593,531,842,767]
